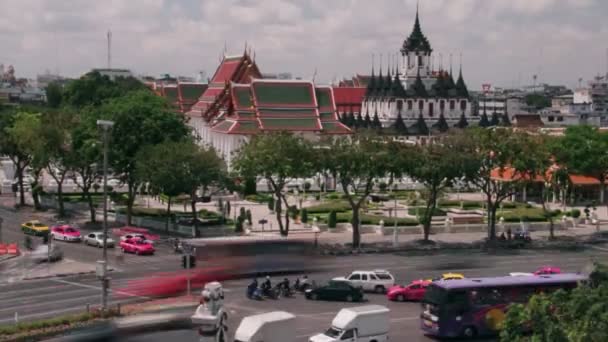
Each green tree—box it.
[406,139,464,241]
[501,263,608,342]
[455,112,468,129]
[455,128,530,240]
[45,82,63,108]
[100,90,189,225]
[39,111,75,217]
[63,71,147,108]
[478,112,490,128]
[246,209,252,225]
[243,177,257,195]
[525,93,551,110]
[553,126,608,206]
[433,113,449,133]
[137,140,223,232]
[320,136,390,247]
[65,113,101,222]
[0,111,32,206]
[233,133,315,236]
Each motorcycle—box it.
[294,279,312,292]
[246,285,263,300]
[277,285,294,298]
[261,285,278,299]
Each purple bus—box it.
[420,273,586,338]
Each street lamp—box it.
[97,119,114,311]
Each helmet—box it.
[266,276,270,280]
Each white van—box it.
[234,311,296,342]
[310,305,390,342]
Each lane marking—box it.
[53,279,150,300]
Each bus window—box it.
[471,288,505,306]
[446,291,469,313]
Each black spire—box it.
[401,4,432,54]
[433,113,449,133]
[364,112,372,128]
[393,112,408,135]
[410,68,428,98]
[384,66,393,95]
[372,111,382,129]
[391,72,407,97]
[365,56,376,97]
[411,113,429,136]
[456,66,470,98]
[356,112,365,128]
[376,62,384,96]
[455,112,469,129]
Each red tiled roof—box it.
[333,87,366,104]
[491,166,607,186]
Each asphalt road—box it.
[1,247,606,339]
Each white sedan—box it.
[84,232,115,248]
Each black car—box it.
[305,281,364,302]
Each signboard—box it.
[482,84,492,93]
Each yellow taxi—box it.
[427,272,465,282]
[21,220,49,236]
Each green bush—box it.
[501,202,517,209]
[288,205,298,219]
[407,207,446,217]
[245,193,272,203]
[328,211,337,228]
[246,209,252,225]
[268,196,275,211]
[305,201,351,214]
[244,177,257,196]
[235,216,244,232]
[571,209,581,218]
[324,193,342,200]
[301,208,308,223]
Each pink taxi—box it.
[120,238,155,255]
[50,225,82,242]
[534,266,561,275]
[387,279,431,302]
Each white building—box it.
[361,9,472,133]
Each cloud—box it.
[0,0,605,90]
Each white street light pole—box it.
[97,119,114,311]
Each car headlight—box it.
[305,289,312,293]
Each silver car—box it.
[84,232,115,248]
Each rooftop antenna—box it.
[312,67,318,82]
[439,53,443,71]
[107,30,112,69]
[449,53,453,75]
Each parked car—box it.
[427,272,465,282]
[305,281,364,302]
[387,279,431,302]
[120,238,155,255]
[21,220,49,236]
[50,225,82,242]
[333,270,395,293]
[83,232,115,248]
[510,266,561,277]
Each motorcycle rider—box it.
[262,276,274,297]
[247,278,258,298]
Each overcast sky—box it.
[1,0,607,90]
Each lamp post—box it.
[97,119,114,311]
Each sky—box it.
[1,0,607,90]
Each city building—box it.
[361,8,472,132]
[186,51,350,167]
[588,75,608,124]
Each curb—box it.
[0,254,19,263]
[23,268,115,281]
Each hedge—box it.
[116,207,222,219]
[438,200,482,209]
[407,207,446,217]
[305,201,351,214]
[321,212,419,226]
[159,194,190,204]
[245,193,273,203]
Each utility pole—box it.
[97,120,114,311]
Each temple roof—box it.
[209,80,350,135]
[401,9,432,54]
[186,52,262,119]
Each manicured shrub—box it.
[246,209,252,225]
[571,209,581,218]
[301,208,308,223]
[328,211,337,228]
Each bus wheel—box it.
[462,326,477,338]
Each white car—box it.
[333,270,395,293]
[84,232,115,248]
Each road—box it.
[1,247,606,339]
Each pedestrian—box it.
[507,227,512,241]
